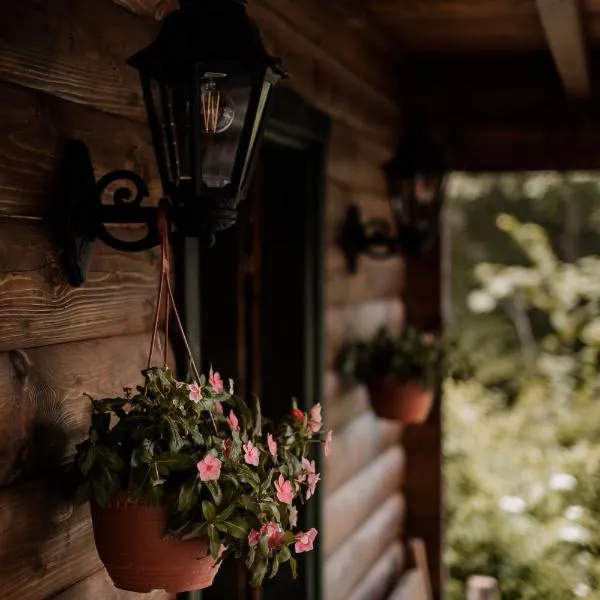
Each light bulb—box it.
[200,75,235,134]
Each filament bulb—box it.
[201,76,235,134]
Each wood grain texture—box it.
[324,494,405,600]
[0,0,155,122]
[325,298,405,368]
[0,332,157,487]
[0,0,401,146]
[52,568,175,600]
[324,445,405,556]
[0,221,160,351]
[0,80,160,218]
[0,483,100,600]
[346,541,405,600]
[537,0,589,98]
[324,399,402,493]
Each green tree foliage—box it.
[445,174,600,600]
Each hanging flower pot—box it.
[91,494,221,593]
[367,377,434,423]
[337,326,442,424]
[68,209,334,592]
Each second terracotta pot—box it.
[91,494,222,593]
[367,377,434,423]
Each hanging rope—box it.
[145,202,218,432]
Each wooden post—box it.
[467,576,499,600]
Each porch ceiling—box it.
[332,0,600,169]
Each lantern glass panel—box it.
[197,71,252,190]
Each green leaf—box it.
[270,555,280,579]
[224,520,249,540]
[206,480,223,506]
[279,545,292,563]
[181,522,208,540]
[90,429,98,444]
[202,500,217,522]
[258,535,270,559]
[81,445,96,476]
[240,495,260,512]
[246,547,256,569]
[156,452,197,471]
[289,556,298,579]
[178,478,199,512]
[208,524,221,560]
[283,531,295,545]
[216,501,237,522]
[252,395,262,438]
[249,559,268,588]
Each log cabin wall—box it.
[0,1,407,598]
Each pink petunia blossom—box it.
[197,454,222,482]
[222,438,233,459]
[189,382,202,403]
[243,441,260,466]
[261,522,284,549]
[306,472,321,500]
[267,433,278,458]
[248,529,260,548]
[291,408,305,422]
[274,474,294,505]
[324,430,333,457]
[308,403,322,433]
[227,410,240,432]
[294,528,318,553]
[289,505,298,528]
[215,401,224,414]
[209,368,224,393]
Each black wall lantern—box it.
[57,0,285,287]
[339,133,446,274]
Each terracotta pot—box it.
[91,494,221,593]
[367,377,434,423]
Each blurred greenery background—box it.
[444,172,600,600]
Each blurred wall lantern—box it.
[340,133,446,274]
[56,0,286,287]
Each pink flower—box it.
[294,528,318,553]
[209,368,224,393]
[222,438,233,459]
[229,378,235,394]
[302,457,316,475]
[267,433,278,458]
[309,403,322,433]
[324,430,333,457]
[243,441,260,466]
[215,401,224,414]
[189,382,202,403]
[248,529,260,548]
[227,410,240,431]
[291,408,305,423]
[197,454,222,481]
[261,522,284,549]
[306,472,321,500]
[289,505,298,528]
[274,474,294,505]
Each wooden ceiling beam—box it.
[535,0,590,98]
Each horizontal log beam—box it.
[325,445,406,556]
[325,494,406,600]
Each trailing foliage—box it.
[337,326,453,390]
[71,366,332,587]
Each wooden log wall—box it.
[0,0,408,598]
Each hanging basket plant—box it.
[69,213,332,593]
[337,327,443,423]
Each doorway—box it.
[197,89,330,600]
